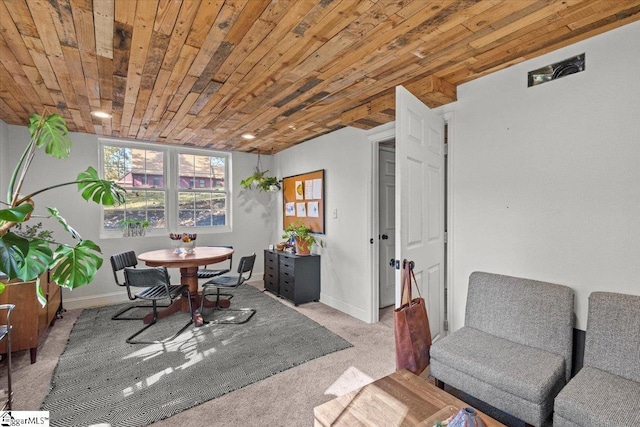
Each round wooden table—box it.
[138,246,234,323]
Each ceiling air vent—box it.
[528,53,585,87]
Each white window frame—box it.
[99,138,232,238]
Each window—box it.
[102,145,166,231]
[100,140,230,235]
[177,152,227,227]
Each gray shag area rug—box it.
[41,285,351,426]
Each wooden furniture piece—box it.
[314,369,506,427]
[137,246,234,323]
[263,250,320,306]
[0,271,61,364]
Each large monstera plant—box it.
[0,112,126,305]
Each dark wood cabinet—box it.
[0,271,62,363]
[263,250,320,306]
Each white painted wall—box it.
[273,127,375,322]
[0,126,275,309]
[450,21,640,331]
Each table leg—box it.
[181,267,230,310]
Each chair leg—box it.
[126,297,193,345]
[199,287,233,313]
[112,301,170,320]
[205,307,256,324]
[5,331,11,411]
[201,288,256,324]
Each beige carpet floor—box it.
[5,282,398,426]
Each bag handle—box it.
[400,259,422,305]
[400,260,421,305]
[410,267,422,298]
[400,261,410,305]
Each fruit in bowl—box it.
[169,233,197,254]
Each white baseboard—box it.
[320,293,371,324]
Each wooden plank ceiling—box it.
[1,0,639,154]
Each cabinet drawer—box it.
[279,278,295,300]
[279,257,295,270]
[279,266,295,281]
[265,262,277,275]
[265,272,277,283]
[265,252,278,265]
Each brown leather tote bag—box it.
[394,261,432,375]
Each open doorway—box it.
[368,108,451,332]
[378,142,395,309]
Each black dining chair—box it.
[199,253,256,324]
[110,251,169,320]
[197,245,233,279]
[197,245,235,305]
[0,303,15,410]
[122,267,193,344]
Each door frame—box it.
[366,112,455,328]
[368,123,395,324]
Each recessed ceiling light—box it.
[241,133,256,140]
[91,111,112,119]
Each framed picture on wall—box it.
[282,169,325,233]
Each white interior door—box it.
[395,86,445,342]
[379,147,395,308]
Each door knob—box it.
[381,234,389,240]
[389,258,395,267]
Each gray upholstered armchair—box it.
[430,272,574,427]
[554,291,640,426]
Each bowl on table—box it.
[169,233,197,254]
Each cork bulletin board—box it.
[282,169,325,234]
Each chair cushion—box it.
[204,275,242,287]
[554,366,640,427]
[430,326,566,403]
[197,269,230,279]
[584,292,640,382]
[465,272,574,382]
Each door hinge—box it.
[443,319,449,332]
[444,231,448,244]
[443,143,448,155]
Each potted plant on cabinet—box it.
[0,112,126,304]
[282,220,321,255]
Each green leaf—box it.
[47,207,81,240]
[0,203,34,222]
[77,167,127,206]
[50,240,103,289]
[0,232,29,279]
[28,114,43,139]
[31,113,71,159]
[0,283,5,294]
[17,239,53,283]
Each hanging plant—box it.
[240,154,281,192]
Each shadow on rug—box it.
[41,285,351,426]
